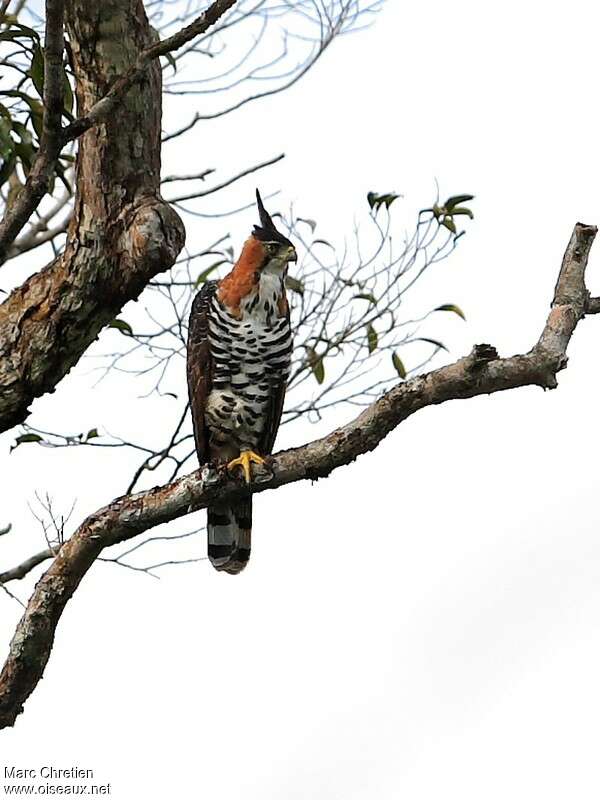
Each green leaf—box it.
[414,337,449,352]
[3,91,43,140]
[62,71,73,116]
[306,347,325,384]
[0,153,16,188]
[29,105,43,141]
[10,433,43,453]
[0,22,40,42]
[354,292,377,305]
[448,206,474,219]
[14,140,36,173]
[0,29,32,42]
[11,119,33,144]
[392,352,406,379]
[434,303,466,320]
[29,43,44,98]
[107,319,133,336]
[441,216,457,234]
[366,323,378,353]
[0,117,13,160]
[85,428,99,441]
[54,159,72,192]
[444,194,475,211]
[367,191,400,213]
[285,276,304,295]
[194,261,224,287]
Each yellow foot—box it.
[227,450,266,484]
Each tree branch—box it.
[62,0,238,142]
[0,0,186,434]
[5,186,73,260]
[166,153,285,203]
[0,0,237,266]
[0,0,66,265]
[0,222,596,729]
[586,295,600,314]
[0,547,57,584]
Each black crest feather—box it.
[253,189,293,247]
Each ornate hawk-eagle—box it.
[187,191,297,574]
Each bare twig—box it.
[161,168,215,184]
[7,216,70,258]
[167,153,285,203]
[0,584,25,608]
[0,547,57,584]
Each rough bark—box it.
[0,0,185,434]
[0,222,597,730]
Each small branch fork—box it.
[0,0,238,265]
[0,222,598,728]
[62,0,238,142]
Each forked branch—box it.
[0,222,597,729]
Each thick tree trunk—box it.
[0,0,185,433]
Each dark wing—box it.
[259,378,286,455]
[259,307,291,456]
[187,281,218,465]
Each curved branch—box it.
[0,222,596,729]
[0,547,57,584]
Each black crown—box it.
[253,189,293,247]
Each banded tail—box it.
[207,498,252,574]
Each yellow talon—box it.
[227,450,266,483]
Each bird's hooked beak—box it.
[287,246,298,263]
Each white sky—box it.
[2,1,600,798]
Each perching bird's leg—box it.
[227,450,266,483]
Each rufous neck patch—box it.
[218,236,265,315]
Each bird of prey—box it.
[187,190,297,574]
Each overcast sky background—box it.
[2,1,600,797]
